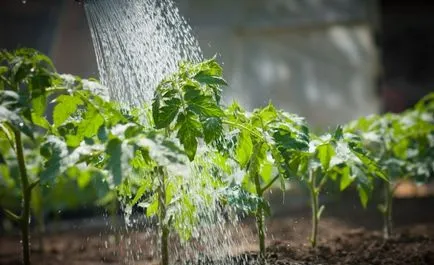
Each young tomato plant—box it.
[345,93,434,239]
[223,102,309,260]
[279,126,385,247]
[133,57,227,265]
[0,48,119,265]
[0,134,109,252]
[0,49,68,265]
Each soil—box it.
[1,196,434,265]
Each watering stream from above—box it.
[84,0,203,106]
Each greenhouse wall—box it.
[180,0,381,127]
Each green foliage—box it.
[345,94,434,184]
[0,49,117,220]
[296,127,385,207]
[2,47,432,263]
[152,58,226,160]
[273,121,385,247]
[223,101,309,257]
[344,92,434,239]
[225,102,310,196]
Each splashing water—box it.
[84,0,203,106]
[113,145,254,265]
[84,0,254,264]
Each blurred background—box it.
[0,0,433,232]
[1,0,433,128]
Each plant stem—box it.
[15,130,31,265]
[2,208,21,223]
[253,172,266,262]
[308,170,319,248]
[261,175,280,194]
[161,224,169,265]
[157,167,169,265]
[383,181,393,239]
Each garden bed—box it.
[1,196,433,265]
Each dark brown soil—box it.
[1,196,434,265]
[232,227,434,265]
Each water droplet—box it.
[19,122,24,127]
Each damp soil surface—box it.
[1,196,434,265]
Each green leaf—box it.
[317,143,335,171]
[77,170,92,188]
[31,95,46,117]
[11,60,31,84]
[339,165,353,190]
[177,114,201,161]
[203,117,222,144]
[317,205,325,220]
[257,103,278,125]
[131,185,148,206]
[30,73,51,98]
[357,184,371,208]
[241,173,256,194]
[194,72,227,86]
[146,198,159,217]
[273,130,308,151]
[31,94,49,129]
[333,125,344,140]
[97,125,108,142]
[40,137,67,184]
[77,108,104,138]
[106,138,123,185]
[0,90,20,108]
[0,106,33,139]
[187,95,224,117]
[53,95,83,126]
[65,135,82,148]
[236,129,253,168]
[260,159,273,184]
[152,97,181,129]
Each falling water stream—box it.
[84,1,252,264]
[84,0,203,106]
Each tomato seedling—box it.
[223,102,309,260]
[345,93,434,239]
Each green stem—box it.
[261,175,280,194]
[157,167,169,265]
[28,180,40,193]
[110,199,120,244]
[15,130,31,265]
[0,75,15,88]
[253,172,266,262]
[2,208,21,223]
[222,119,264,140]
[161,224,169,265]
[308,170,319,248]
[383,181,393,239]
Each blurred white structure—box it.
[180,0,381,128]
